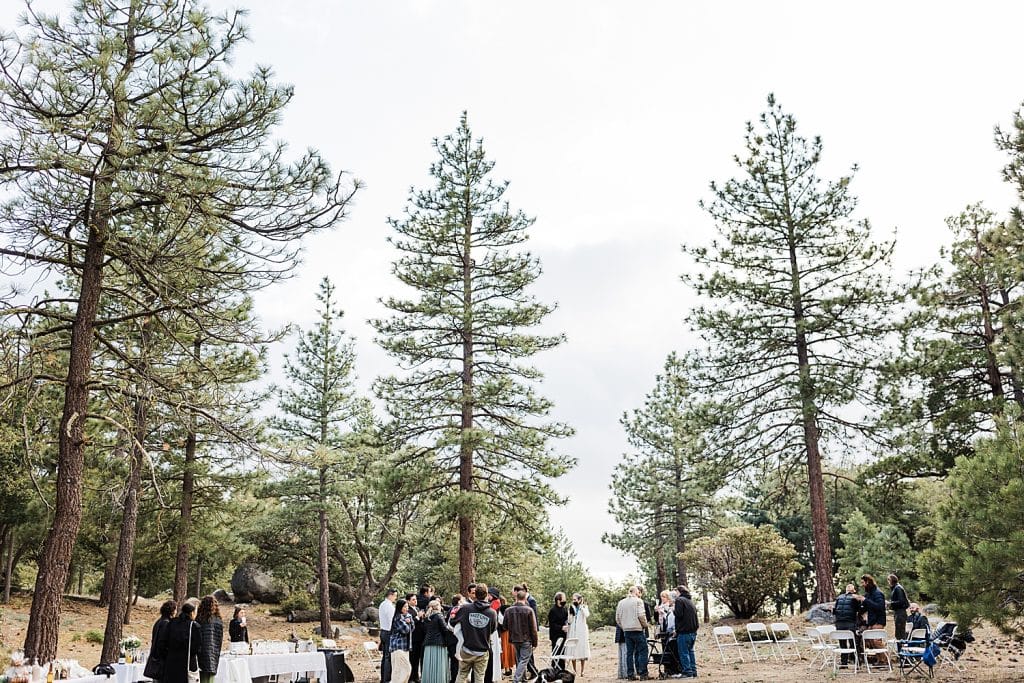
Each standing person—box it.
[833,583,860,666]
[504,591,538,683]
[228,607,249,644]
[446,595,464,683]
[421,600,450,683]
[615,586,649,680]
[547,593,570,671]
[673,586,698,680]
[888,574,910,640]
[454,585,498,683]
[379,589,398,683]
[143,600,176,683]
[499,599,515,676]
[566,593,591,677]
[856,574,886,629]
[196,596,223,683]
[654,591,673,634]
[161,603,200,683]
[390,599,416,683]
[412,585,435,683]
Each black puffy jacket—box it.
[833,593,859,627]
[198,618,224,674]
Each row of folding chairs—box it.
[711,622,803,664]
[802,625,894,675]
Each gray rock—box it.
[924,603,941,615]
[230,563,289,604]
[361,606,379,624]
[213,589,234,603]
[804,602,836,625]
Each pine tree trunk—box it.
[458,203,476,591]
[702,587,710,623]
[123,561,135,626]
[318,467,332,639]
[24,222,109,661]
[674,510,687,587]
[174,341,200,605]
[78,568,84,596]
[655,552,667,595]
[101,389,148,663]
[3,527,14,604]
[99,555,115,607]
[195,557,202,597]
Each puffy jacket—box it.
[833,593,859,626]
[198,618,223,674]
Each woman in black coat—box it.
[144,600,177,682]
[547,593,569,671]
[161,603,200,683]
[196,596,224,683]
[228,607,249,644]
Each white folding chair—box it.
[549,636,578,665]
[803,627,832,670]
[936,624,967,673]
[712,626,745,663]
[769,622,801,661]
[860,628,891,673]
[829,630,859,675]
[363,641,380,668]
[745,623,778,662]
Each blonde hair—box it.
[427,599,442,616]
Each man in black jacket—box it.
[455,585,497,683]
[504,591,538,683]
[673,586,699,679]
[888,574,910,640]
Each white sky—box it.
[5,1,1024,580]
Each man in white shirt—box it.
[379,589,397,683]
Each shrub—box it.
[279,591,314,613]
[84,630,104,644]
[684,524,801,619]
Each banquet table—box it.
[71,675,115,683]
[214,652,327,683]
[113,662,148,683]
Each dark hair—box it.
[232,606,245,620]
[861,574,877,591]
[474,584,488,601]
[393,599,408,628]
[888,573,899,586]
[521,582,529,591]
[452,594,463,606]
[420,584,431,593]
[197,595,221,624]
[386,588,397,596]
[160,600,177,620]
[179,602,196,618]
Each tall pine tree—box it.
[683,96,901,602]
[373,114,573,588]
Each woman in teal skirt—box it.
[421,599,450,683]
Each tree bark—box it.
[318,467,332,639]
[701,587,710,623]
[99,555,115,607]
[458,199,476,591]
[123,560,136,626]
[655,551,667,595]
[194,556,202,598]
[3,527,14,604]
[174,339,201,605]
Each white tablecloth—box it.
[113,662,149,683]
[214,652,327,683]
[71,675,114,683]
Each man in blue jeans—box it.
[673,585,699,678]
[615,586,650,679]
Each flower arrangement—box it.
[120,635,142,651]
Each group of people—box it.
[378,582,591,683]
[832,573,929,665]
[144,596,250,683]
[614,585,699,681]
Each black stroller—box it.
[649,633,681,678]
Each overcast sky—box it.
[6,1,1024,580]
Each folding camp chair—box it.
[828,630,859,675]
[769,623,801,661]
[362,641,380,668]
[860,628,892,673]
[803,627,832,670]
[935,624,967,673]
[745,623,778,662]
[712,626,745,664]
[894,637,933,679]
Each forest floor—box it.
[2,594,1023,681]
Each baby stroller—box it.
[649,632,681,678]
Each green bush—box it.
[84,630,104,644]
[279,592,314,613]
[684,524,801,619]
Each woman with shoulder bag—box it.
[163,602,201,683]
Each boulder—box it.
[213,589,234,603]
[230,563,288,604]
[924,603,941,615]
[287,608,355,623]
[804,602,836,625]
[329,582,346,608]
[361,606,379,625]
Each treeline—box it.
[607,95,1024,636]
[0,0,576,663]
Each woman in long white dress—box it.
[565,593,591,677]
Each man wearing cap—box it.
[379,589,398,683]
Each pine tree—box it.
[271,277,358,638]
[0,0,355,658]
[684,96,901,603]
[373,114,573,588]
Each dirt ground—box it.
[3,595,1023,682]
